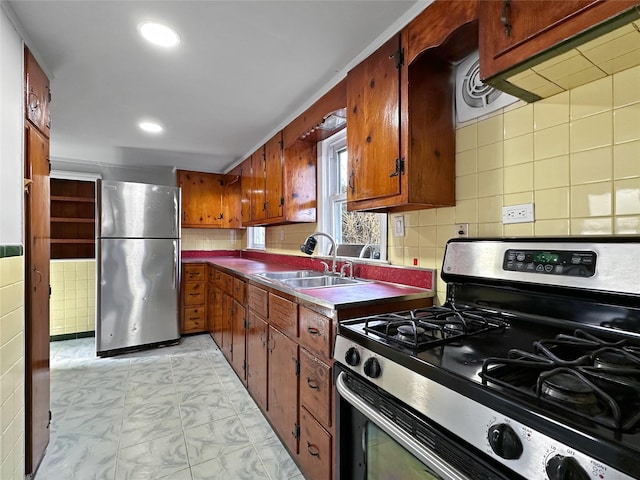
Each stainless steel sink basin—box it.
[254,270,368,289]
[282,275,367,289]
[255,270,324,281]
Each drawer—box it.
[300,349,332,428]
[233,277,245,303]
[183,282,205,305]
[299,406,332,480]
[184,264,205,281]
[248,284,268,317]
[183,306,206,332]
[216,270,233,295]
[269,293,298,338]
[299,307,332,360]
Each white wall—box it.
[0,3,24,245]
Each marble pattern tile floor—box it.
[36,334,304,480]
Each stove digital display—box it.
[503,249,596,277]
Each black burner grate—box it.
[363,304,509,350]
[481,330,640,432]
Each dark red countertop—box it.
[182,253,435,310]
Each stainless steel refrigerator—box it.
[97,180,181,356]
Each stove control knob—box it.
[363,357,382,378]
[345,347,361,366]
[545,455,589,480]
[487,423,523,459]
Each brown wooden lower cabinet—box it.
[181,264,207,334]
[300,348,332,428]
[230,299,246,384]
[266,326,299,455]
[221,292,233,360]
[299,406,332,480]
[246,310,268,411]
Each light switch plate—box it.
[502,203,535,224]
[394,215,405,237]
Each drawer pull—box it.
[306,378,320,390]
[306,442,321,458]
[188,317,199,321]
[306,326,321,336]
[189,293,199,296]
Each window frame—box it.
[246,226,265,250]
[317,129,387,261]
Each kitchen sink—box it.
[255,270,368,289]
[255,270,325,281]
[282,275,368,289]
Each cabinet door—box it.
[212,288,223,346]
[250,149,266,222]
[246,311,268,411]
[298,406,332,480]
[221,174,242,228]
[239,157,252,225]
[267,327,299,455]
[231,300,246,384]
[346,34,402,203]
[177,170,223,227]
[264,132,284,219]
[25,49,50,137]
[283,140,317,223]
[221,293,233,360]
[206,278,216,336]
[300,349,332,428]
[479,0,637,80]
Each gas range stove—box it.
[334,238,640,480]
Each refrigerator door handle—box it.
[172,241,178,290]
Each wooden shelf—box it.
[50,239,95,244]
[51,195,95,203]
[50,178,96,259]
[51,217,95,223]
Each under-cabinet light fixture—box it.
[138,22,180,48]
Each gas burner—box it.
[592,348,640,369]
[397,324,426,342]
[539,371,602,415]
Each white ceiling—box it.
[7,0,426,173]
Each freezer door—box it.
[99,180,180,238]
[97,238,180,353]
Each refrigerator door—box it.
[97,238,180,354]
[99,180,180,239]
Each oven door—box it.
[335,367,515,480]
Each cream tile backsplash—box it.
[0,255,25,480]
[50,259,96,336]
[387,65,640,302]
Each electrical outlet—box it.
[502,203,535,224]
[455,224,468,237]
[394,215,405,237]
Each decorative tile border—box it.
[0,244,24,258]
[50,331,95,342]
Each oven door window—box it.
[367,422,443,480]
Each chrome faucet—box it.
[300,232,337,274]
[340,261,353,279]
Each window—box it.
[247,226,265,250]
[318,130,387,260]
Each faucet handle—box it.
[340,261,354,278]
[320,261,330,273]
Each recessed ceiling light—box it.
[138,121,163,134]
[138,22,180,48]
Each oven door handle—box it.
[336,372,472,480]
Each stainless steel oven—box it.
[334,362,515,480]
[334,238,640,480]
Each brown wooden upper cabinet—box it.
[479,0,640,101]
[177,169,241,228]
[346,0,478,213]
[25,49,51,138]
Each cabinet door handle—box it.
[28,92,40,111]
[306,442,321,458]
[306,378,320,390]
[501,0,512,38]
[307,326,321,336]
